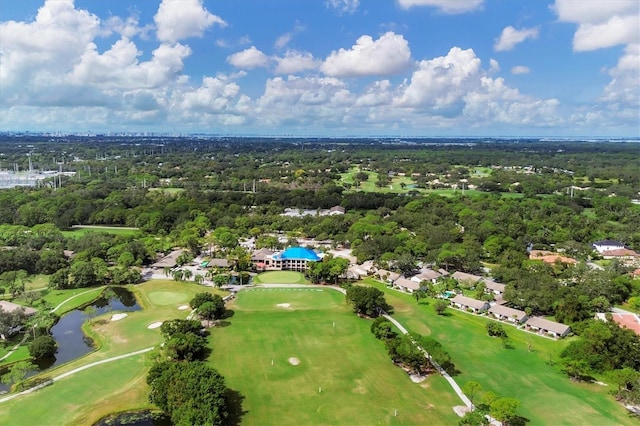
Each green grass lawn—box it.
[61,226,140,239]
[252,271,309,284]
[363,279,636,425]
[210,288,460,425]
[46,287,106,314]
[0,280,228,425]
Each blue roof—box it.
[279,247,321,261]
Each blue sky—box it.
[0,0,638,137]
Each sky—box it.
[0,0,638,137]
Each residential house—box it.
[483,280,506,296]
[376,269,401,284]
[0,301,37,339]
[206,258,230,269]
[451,271,484,288]
[151,249,185,269]
[601,248,639,260]
[525,316,571,338]
[592,240,625,254]
[251,248,274,271]
[345,264,369,280]
[489,305,528,324]
[410,269,441,284]
[394,277,421,293]
[450,295,490,313]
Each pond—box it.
[0,286,141,392]
[40,286,141,370]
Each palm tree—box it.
[183,269,193,281]
[194,274,204,285]
[172,269,184,282]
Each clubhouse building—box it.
[252,247,322,272]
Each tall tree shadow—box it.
[224,388,247,426]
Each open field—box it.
[61,225,140,238]
[363,279,637,425]
[0,280,227,425]
[252,270,309,284]
[210,287,460,425]
[339,167,524,198]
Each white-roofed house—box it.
[450,295,490,313]
[525,316,571,338]
[488,305,529,324]
[393,277,421,293]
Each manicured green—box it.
[210,288,460,425]
[363,279,636,426]
[252,271,309,284]
[146,290,190,306]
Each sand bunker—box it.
[148,321,163,329]
[288,357,300,366]
[410,374,427,383]
[178,305,190,310]
[277,303,291,308]
[111,313,128,321]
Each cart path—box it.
[50,286,106,313]
[0,347,154,403]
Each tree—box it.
[345,285,392,317]
[198,301,225,326]
[490,397,520,425]
[213,274,229,288]
[459,410,489,426]
[486,322,507,338]
[160,319,202,340]
[190,292,215,309]
[147,361,229,426]
[48,268,69,290]
[434,299,448,315]
[28,335,57,360]
[413,289,427,304]
[462,381,483,405]
[1,360,37,391]
[171,269,184,282]
[370,317,397,340]
[165,331,207,361]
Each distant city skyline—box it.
[1,0,638,137]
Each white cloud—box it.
[489,59,501,73]
[553,0,639,51]
[572,15,639,52]
[463,77,561,126]
[321,32,413,77]
[274,22,305,49]
[511,66,530,75]
[154,0,226,44]
[274,50,320,74]
[395,47,482,113]
[325,0,360,14]
[0,0,100,86]
[397,0,484,14]
[601,43,640,107]
[227,46,269,69]
[494,26,539,51]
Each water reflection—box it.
[0,286,141,392]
